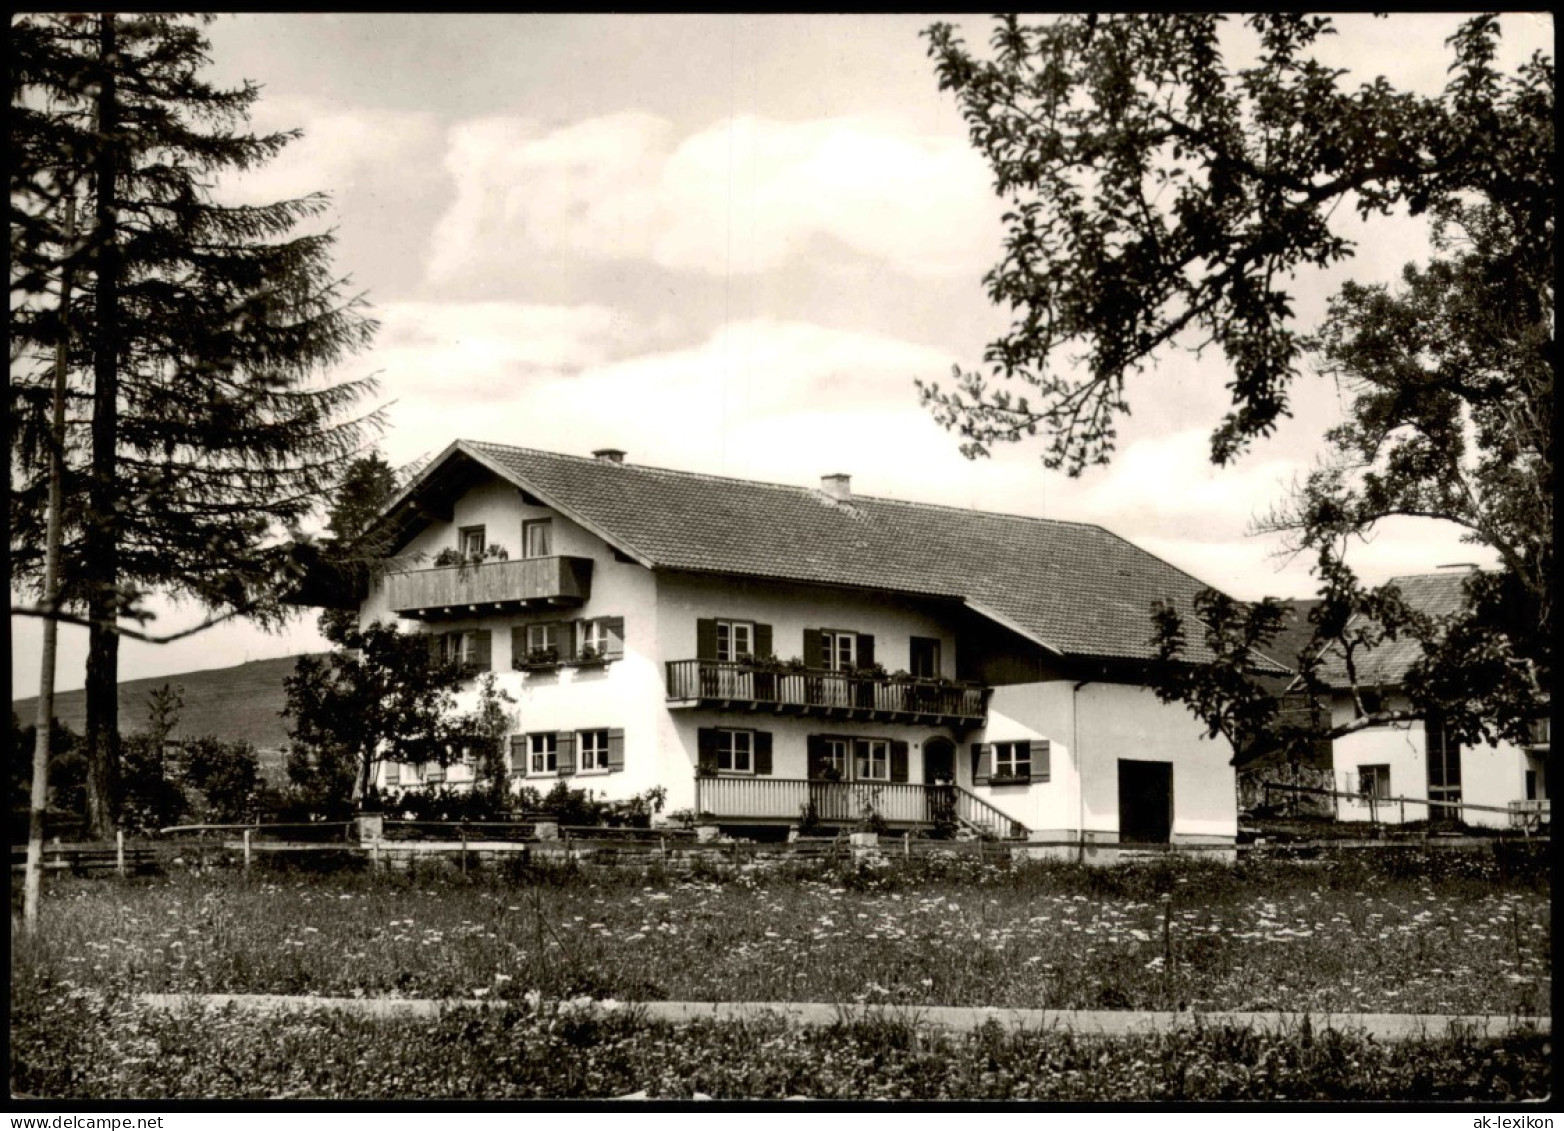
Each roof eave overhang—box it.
[963,599,1068,660]
[362,441,658,571]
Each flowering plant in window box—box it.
[574,644,610,667]
[514,646,561,672]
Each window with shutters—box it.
[526,623,558,654]
[715,620,754,662]
[820,630,857,671]
[526,733,558,776]
[575,617,624,663]
[717,729,754,773]
[993,741,1031,782]
[578,729,610,773]
[523,519,553,558]
[437,630,486,671]
[854,738,890,781]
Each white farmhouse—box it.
[319,440,1246,850]
[1317,572,1549,830]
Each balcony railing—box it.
[693,776,1026,837]
[665,659,989,726]
[387,556,592,617]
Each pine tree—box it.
[10,14,379,836]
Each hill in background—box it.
[12,654,320,785]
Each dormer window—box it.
[523,519,553,558]
[459,525,486,560]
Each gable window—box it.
[523,519,553,559]
[579,729,610,773]
[527,733,558,776]
[854,738,890,781]
[459,525,486,560]
[910,636,941,679]
[993,741,1031,782]
[1358,764,1390,801]
[715,620,754,662]
[717,729,754,773]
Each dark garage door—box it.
[1118,759,1173,844]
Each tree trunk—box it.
[84,13,122,840]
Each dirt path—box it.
[135,993,1547,1040]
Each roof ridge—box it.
[461,438,1102,531]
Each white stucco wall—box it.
[1074,682,1236,842]
[365,471,666,805]
[1329,693,1529,828]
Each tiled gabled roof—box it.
[1314,572,1473,689]
[410,440,1247,665]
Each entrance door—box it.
[1118,759,1173,844]
[922,737,956,827]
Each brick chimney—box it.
[592,448,627,464]
[820,473,851,502]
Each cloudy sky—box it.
[11,12,1552,700]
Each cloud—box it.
[425,111,1002,286]
[216,96,441,210]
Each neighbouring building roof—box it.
[1314,571,1474,690]
[381,440,1272,667]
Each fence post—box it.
[1399,797,1405,826]
[116,829,125,877]
[461,826,468,875]
[903,831,910,860]
[243,827,252,873]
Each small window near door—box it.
[523,519,553,558]
[459,525,486,560]
[1358,764,1390,801]
[910,637,941,679]
[993,741,1031,782]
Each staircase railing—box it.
[952,785,1029,840]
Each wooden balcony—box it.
[665,660,990,727]
[693,776,1026,838]
[387,556,592,618]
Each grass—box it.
[9,988,1549,1101]
[11,847,1551,1015]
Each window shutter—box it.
[754,731,773,776]
[558,620,576,660]
[604,616,626,659]
[971,742,991,786]
[755,623,773,659]
[607,728,625,771]
[802,628,823,668]
[857,633,875,668]
[556,731,575,776]
[427,633,442,666]
[696,618,718,661]
[697,728,720,775]
[889,740,908,783]
[509,735,527,775]
[1034,739,1050,783]
[473,629,492,672]
[384,760,400,786]
[511,625,526,668]
[806,734,826,779]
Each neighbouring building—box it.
[313,440,1251,849]
[1315,571,1550,830]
